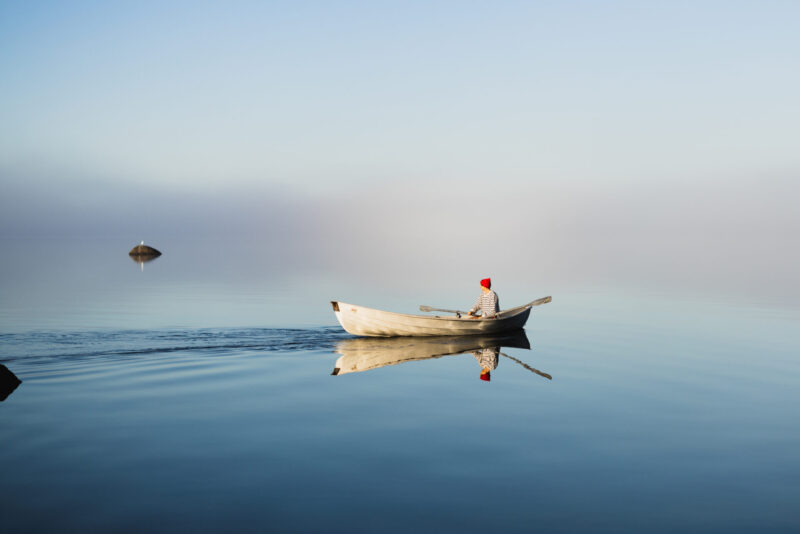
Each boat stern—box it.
[331,301,344,327]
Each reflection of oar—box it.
[500,352,552,380]
[418,305,468,317]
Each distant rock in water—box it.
[0,364,22,402]
[129,242,162,257]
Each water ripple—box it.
[0,326,352,366]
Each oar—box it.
[500,352,552,380]
[418,305,468,316]
[420,296,552,316]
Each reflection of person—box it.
[467,278,499,319]
[473,347,499,381]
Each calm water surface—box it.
[2,239,799,532]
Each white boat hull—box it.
[330,297,550,337]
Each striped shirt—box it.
[473,347,499,370]
[469,290,499,318]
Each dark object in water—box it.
[129,242,162,258]
[0,364,22,401]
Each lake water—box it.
[2,238,799,532]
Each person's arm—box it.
[468,295,481,316]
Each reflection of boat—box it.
[332,330,530,375]
[331,297,551,337]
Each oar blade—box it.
[528,296,552,307]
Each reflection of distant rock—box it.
[129,254,160,265]
[0,364,22,401]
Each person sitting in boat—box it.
[467,278,499,319]
[473,347,499,381]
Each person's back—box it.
[468,278,499,319]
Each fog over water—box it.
[2,167,797,309]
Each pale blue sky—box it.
[3,1,798,190]
[1,1,798,296]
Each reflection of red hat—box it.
[480,278,491,289]
[480,371,491,381]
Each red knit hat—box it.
[480,371,491,381]
[480,278,491,289]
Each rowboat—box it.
[331,330,530,375]
[330,296,551,337]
